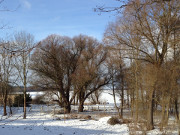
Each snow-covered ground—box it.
[0,90,178,135]
[0,105,129,135]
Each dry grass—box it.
[95,113,110,118]
[122,118,132,124]
[125,117,147,135]
[128,122,147,135]
[55,114,93,120]
[51,106,179,134]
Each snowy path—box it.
[0,106,129,135]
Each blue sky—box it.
[0,0,119,42]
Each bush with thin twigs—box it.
[107,117,121,125]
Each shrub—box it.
[13,94,32,107]
[32,95,46,104]
[107,117,120,125]
[80,115,91,120]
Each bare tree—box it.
[88,89,103,104]
[105,45,127,119]
[30,34,84,113]
[0,40,14,116]
[12,31,35,119]
[103,0,180,130]
[72,35,109,112]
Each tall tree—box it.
[30,34,84,113]
[105,45,127,119]
[0,40,14,116]
[12,31,35,119]
[103,0,180,130]
[72,35,109,112]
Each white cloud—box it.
[20,0,31,10]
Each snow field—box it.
[0,105,129,135]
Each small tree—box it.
[88,89,103,104]
[13,31,35,119]
[0,41,15,116]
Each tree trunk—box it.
[130,90,135,117]
[135,60,139,122]
[78,91,85,112]
[127,90,130,109]
[147,89,155,130]
[160,97,166,131]
[175,98,179,120]
[23,87,26,119]
[121,82,124,119]
[60,93,63,105]
[78,101,84,112]
[8,98,12,115]
[95,93,100,104]
[64,103,71,113]
[73,95,76,105]
[3,100,7,116]
[3,95,7,116]
[141,86,145,111]
[112,82,121,118]
[165,97,171,125]
[76,94,79,105]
